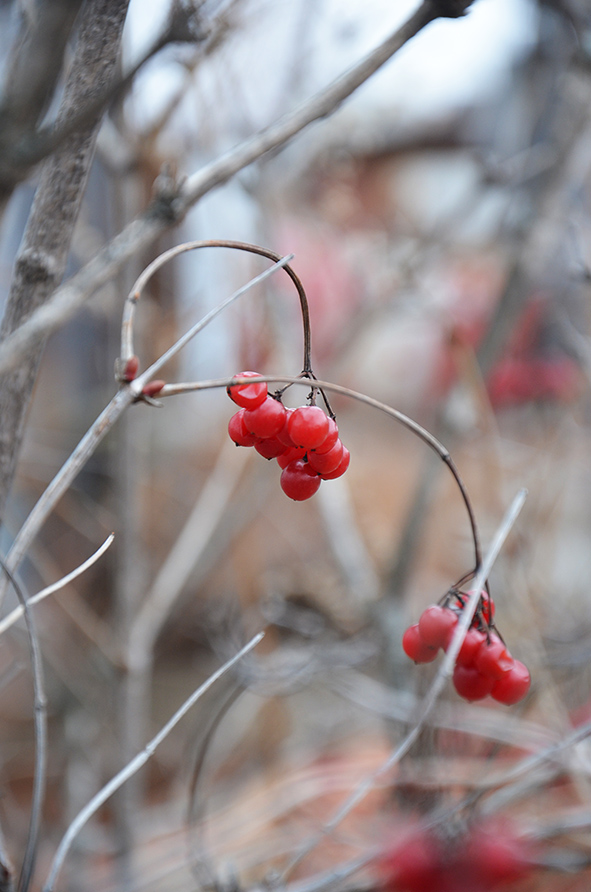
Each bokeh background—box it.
[2,0,591,890]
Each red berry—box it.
[319,446,350,480]
[312,417,339,454]
[402,624,438,663]
[452,664,494,701]
[254,437,287,459]
[418,605,458,649]
[280,460,321,501]
[491,659,531,705]
[454,628,486,666]
[276,408,296,446]
[227,371,267,409]
[243,397,286,438]
[287,406,329,449]
[380,824,442,892]
[277,446,306,468]
[461,820,532,885]
[475,635,514,679]
[228,410,258,447]
[307,438,344,474]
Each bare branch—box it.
[0,0,84,196]
[0,560,48,892]
[41,631,265,892]
[0,0,130,524]
[278,488,527,882]
[0,534,114,638]
[0,0,474,378]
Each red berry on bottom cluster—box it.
[402,592,530,706]
[379,818,533,892]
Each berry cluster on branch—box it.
[379,817,533,892]
[227,371,350,500]
[402,590,530,705]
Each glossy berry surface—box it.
[491,659,531,705]
[227,371,267,409]
[243,396,286,438]
[319,446,350,479]
[280,460,321,501]
[277,446,306,468]
[228,410,258,447]
[287,406,330,449]
[452,664,494,701]
[312,417,339,454]
[402,624,438,664]
[475,635,514,679]
[307,439,344,474]
[454,628,486,666]
[254,437,287,459]
[418,605,458,649]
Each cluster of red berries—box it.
[402,591,530,705]
[380,818,533,892]
[227,371,350,501]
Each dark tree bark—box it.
[0,0,131,526]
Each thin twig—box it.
[120,242,311,374]
[0,559,47,892]
[0,534,114,637]
[0,261,291,602]
[129,255,295,394]
[0,0,462,376]
[41,631,265,892]
[151,374,483,571]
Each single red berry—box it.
[312,417,339,454]
[280,460,322,501]
[454,628,486,666]
[243,396,286,438]
[254,437,287,459]
[418,605,458,650]
[307,438,344,475]
[452,664,494,701]
[491,659,531,705]
[277,446,306,468]
[228,410,258,447]
[402,624,438,664]
[287,406,329,449]
[319,446,350,480]
[461,820,533,885]
[380,823,442,892]
[475,634,514,679]
[227,371,267,409]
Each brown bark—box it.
[0,0,130,525]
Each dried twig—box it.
[0,258,291,606]
[0,560,47,892]
[41,631,265,892]
[0,534,114,638]
[278,488,527,881]
[0,0,475,378]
